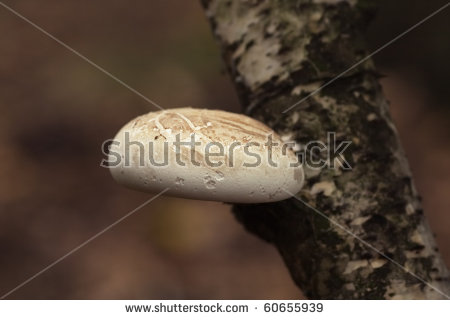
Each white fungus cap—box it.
[109,107,303,203]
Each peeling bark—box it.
[201,0,450,299]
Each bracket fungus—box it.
[108,107,303,203]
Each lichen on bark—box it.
[201,0,450,299]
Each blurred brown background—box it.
[0,0,449,299]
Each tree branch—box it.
[201,0,450,299]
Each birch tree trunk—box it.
[200,0,450,299]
